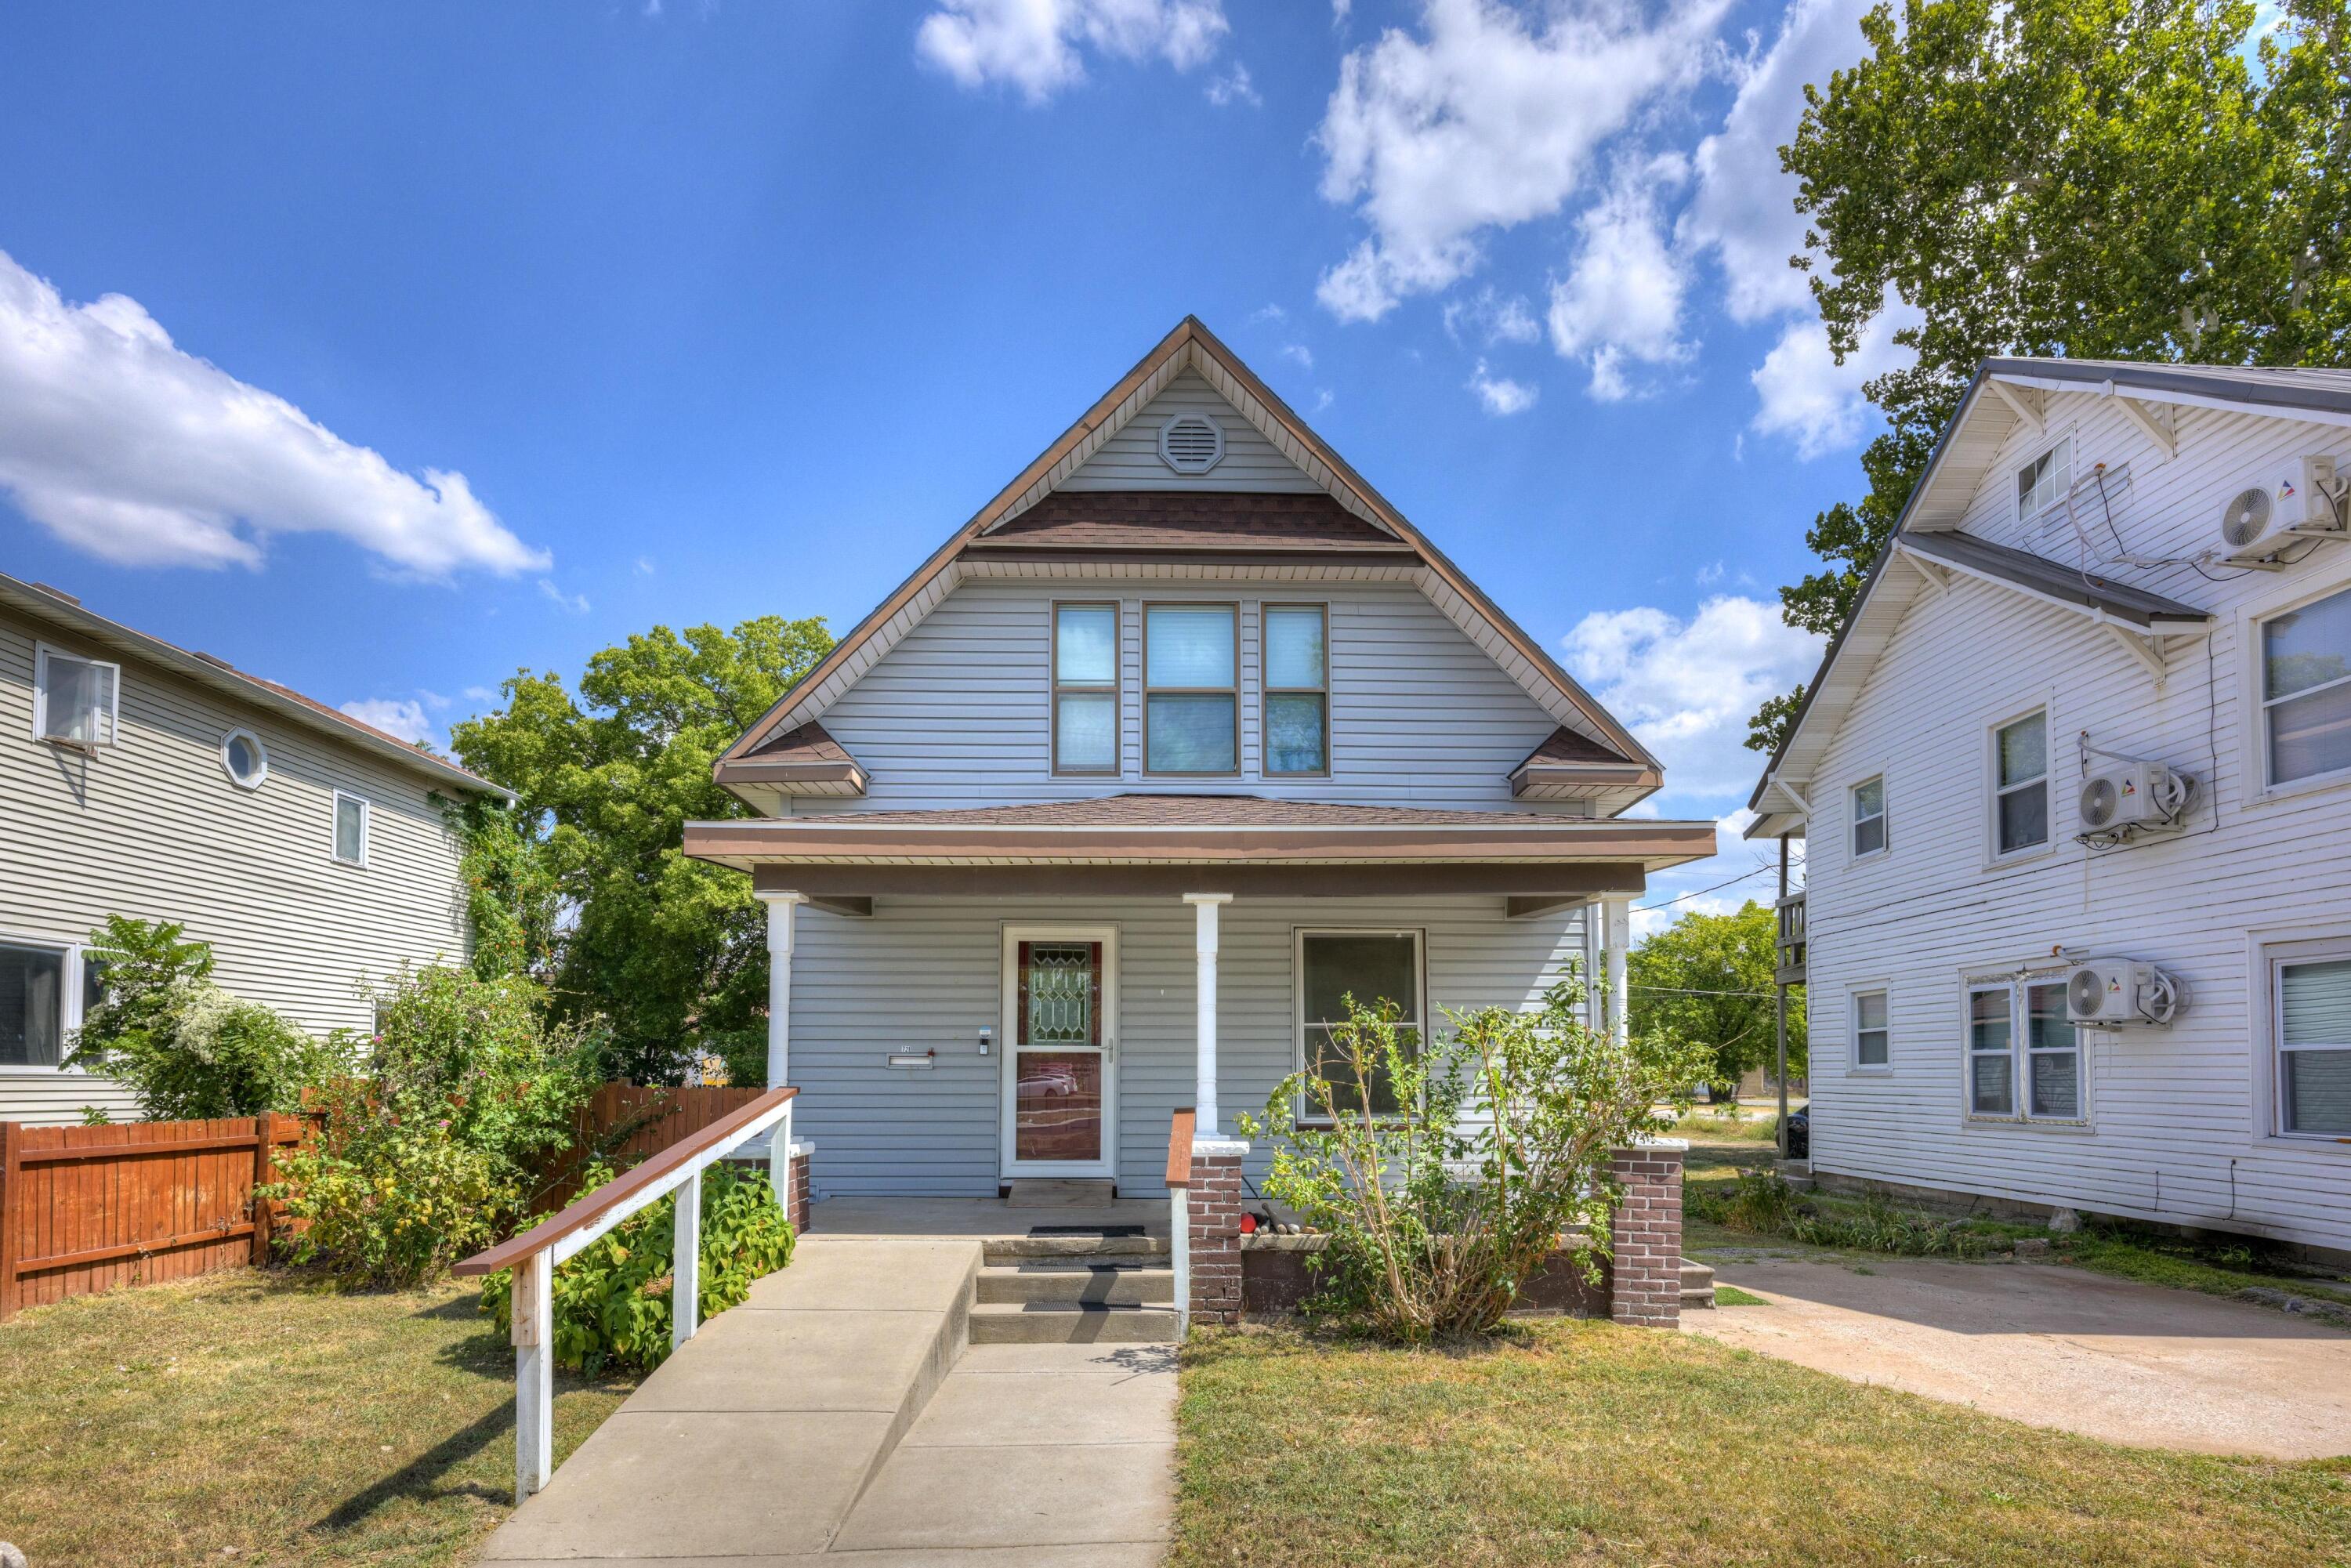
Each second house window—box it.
[1262,604,1328,776]
[1144,603,1237,774]
[1052,603,1120,776]
[1993,710,2049,856]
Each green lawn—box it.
[1173,1321,2351,1567]
[0,1272,635,1567]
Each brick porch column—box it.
[1608,1142,1685,1327]
[1188,1136,1248,1326]
[786,1142,814,1235]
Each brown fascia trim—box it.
[711,758,868,791]
[741,862,1650,900]
[683,817,1717,867]
[1512,762,1664,795]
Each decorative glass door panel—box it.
[1008,937,1110,1171]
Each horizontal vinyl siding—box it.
[1807,396,2351,1253]
[1058,369,1322,493]
[788,895,1591,1197]
[0,613,472,1124]
[805,578,1567,811]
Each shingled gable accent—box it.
[714,317,1660,782]
[1511,725,1662,811]
[715,719,868,798]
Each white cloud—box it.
[916,0,1228,103]
[1466,359,1538,415]
[1680,0,1872,323]
[0,252,545,578]
[1313,0,1729,322]
[538,578,591,614]
[1331,0,1353,20]
[339,697,437,748]
[462,685,501,704]
[1443,286,1541,346]
[1545,158,1694,400]
[1748,290,1918,457]
[1204,62,1259,106]
[633,555,655,575]
[1281,342,1314,370]
[1563,594,1822,797]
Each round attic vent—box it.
[1158,414,1226,475]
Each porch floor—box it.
[810,1193,1171,1240]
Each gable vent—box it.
[1157,414,1226,474]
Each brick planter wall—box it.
[1187,1144,1246,1326]
[786,1145,813,1235]
[1607,1144,1684,1327]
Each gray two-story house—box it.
[684,319,1714,1199]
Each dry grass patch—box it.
[1174,1320,2350,1567]
[0,1271,633,1566]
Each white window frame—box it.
[0,929,103,1077]
[2257,932,2351,1148]
[1960,970,2089,1126]
[1049,600,1122,778]
[1986,702,2056,865]
[1849,774,1888,862]
[1849,986,1891,1073]
[220,727,270,791]
[31,642,121,751]
[2016,433,2074,526]
[331,790,371,867]
[1293,926,1426,1126]
[2241,570,2351,806]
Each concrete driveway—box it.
[1688,1253,2351,1459]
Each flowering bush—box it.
[1240,972,1707,1342]
[65,914,341,1121]
[268,964,602,1286]
[479,1163,795,1374]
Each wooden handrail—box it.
[1165,1107,1196,1190]
[454,1085,797,1277]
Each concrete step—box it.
[976,1260,1176,1307]
[1680,1258,1717,1310]
[967,1301,1179,1344]
[984,1233,1168,1262]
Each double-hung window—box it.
[2259,584,2351,788]
[2274,951,2351,1139]
[1143,603,1237,775]
[1296,929,1422,1121]
[333,791,371,867]
[1966,976,2082,1121]
[1993,710,2049,856]
[1262,604,1328,776]
[1850,776,1886,858]
[2016,436,2072,523]
[1853,990,1889,1067]
[1052,603,1120,776]
[0,939,102,1069]
[33,644,119,749]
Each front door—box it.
[1001,927,1117,1179]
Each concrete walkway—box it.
[476,1232,1176,1566]
[1689,1251,2351,1459]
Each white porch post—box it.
[1601,893,1633,1045]
[756,891,806,1089]
[1183,893,1233,1135]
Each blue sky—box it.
[0,0,1892,922]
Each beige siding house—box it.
[0,572,509,1124]
[1751,360,2351,1260]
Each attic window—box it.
[1158,415,1226,475]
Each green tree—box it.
[1628,902,1806,1092]
[450,616,834,1081]
[1751,0,2351,752]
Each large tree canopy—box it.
[1628,901,1806,1091]
[451,616,834,1082]
[1751,0,2351,753]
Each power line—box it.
[1634,861,1779,912]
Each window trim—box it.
[220,727,270,791]
[2260,933,2351,1146]
[2244,573,2351,804]
[1987,702,2056,865]
[1849,985,1891,1074]
[1259,602,1331,779]
[31,641,121,751]
[1849,774,1888,862]
[1049,600,1122,778]
[1142,599,1241,778]
[1293,925,1426,1127]
[1960,969,2089,1126]
[0,929,103,1076]
[331,789,371,867]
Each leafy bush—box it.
[268,965,601,1286]
[1240,973,1708,1342]
[1687,1170,1996,1258]
[480,1163,795,1374]
[64,914,340,1120]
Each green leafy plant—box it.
[1240,972,1708,1342]
[1687,1170,1996,1258]
[479,1163,795,1374]
[64,914,340,1121]
[267,964,602,1286]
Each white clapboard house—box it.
[1748,360,2351,1260]
[682,318,1717,1200]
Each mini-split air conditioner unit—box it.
[2065,958,2185,1027]
[2219,455,2346,566]
[2076,760,2193,842]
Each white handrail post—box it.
[769,1099,794,1215]
[1183,893,1232,1134]
[673,1163,702,1350]
[1171,1186,1190,1336]
[513,1248,552,1501]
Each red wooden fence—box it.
[0,1084,765,1322]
